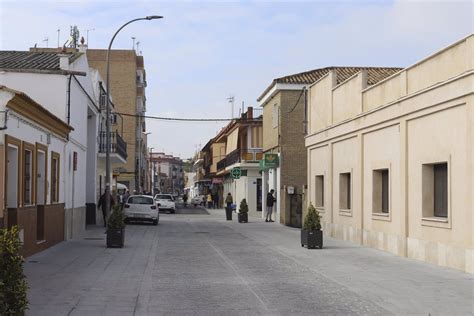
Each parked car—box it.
[124,195,159,225]
[154,194,176,214]
[191,195,205,207]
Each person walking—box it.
[97,192,115,227]
[266,189,276,222]
[213,192,219,209]
[123,190,130,206]
[225,193,233,221]
[183,193,188,207]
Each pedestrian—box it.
[213,192,219,209]
[266,189,276,222]
[123,190,130,206]
[183,193,188,207]
[207,193,213,209]
[225,192,233,209]
[97,191,115,227]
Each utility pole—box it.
[57,29,60,47]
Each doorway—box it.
[36,149,46,240]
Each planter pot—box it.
[107,228,125,248]
[301,229,323,249]
[238,213,248,223]
[225,207,233,221]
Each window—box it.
[422,162,448,218]
[373,169,389,214]
[272,104,279,128]
[339,172,351,210]
[23,149,32,205]
[128,196,154,204]
[51,152,60,203]
[315,175,324,207]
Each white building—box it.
[0,48,100,239]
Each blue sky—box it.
[1,0,472,158]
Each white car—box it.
[124,195,159,225]
[191,195,205,207]
[154,194,176,213]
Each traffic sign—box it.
[231,167,242,179]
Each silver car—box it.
[124,195,159,225]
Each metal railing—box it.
[99,132,127,160]
[217,148,263,171]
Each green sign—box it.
[231,167,242,179]
[260,154,279,171]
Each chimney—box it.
[58,54,69,70]
[247,106,253,119]
[78,44,88,53]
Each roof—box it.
[257,66,403,102]
[0,50,83,72]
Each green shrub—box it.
[239,199,249,213]
[303,203,322,231]
[107,205,125,230]
[0,226,28,315]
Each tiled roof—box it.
[258,66,403,102]
[0,51,82,71]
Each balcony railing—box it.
[98,132,127,160]
[217,148,263,171]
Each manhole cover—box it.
[28,260,39,263]
[84,237,104,240]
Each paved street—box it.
[25,206,473,315]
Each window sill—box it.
[421,216,451,229]
[339,209,352,217]
[372,212,391,222]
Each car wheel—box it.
[170,210,175,214]
[153,220,158,225]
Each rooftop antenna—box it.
[66,25,80,48]
[136,41,141,55]
[85,28,95,46]
[227,95,234,118]
[241,101,244,117]
[131,37,136,50]
[57,28,60,47]
[43,37,49,48]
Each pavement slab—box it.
[24,207,473,315]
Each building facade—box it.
[258,67,401,227]
[305,35,473,273]
[0,49,100,252]
[149,152,184,195]
[87,49,149,192]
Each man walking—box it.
[266,189,276,222]
[97,191,115,227]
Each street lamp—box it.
[105,15,163,216]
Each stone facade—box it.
[305,35,474,273]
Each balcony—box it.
[98,131,127,164]
[217,148,263,171]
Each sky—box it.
[0,0,473,158]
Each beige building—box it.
[87,49,149,192]
[305,35,474,273]
[258,67,401,227]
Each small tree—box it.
[107,205,125,230]
[303,203,321,231]
[0,226,28,315]
[239,199,249,213]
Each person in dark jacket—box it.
[97,192,115,227]
[266,189,276,222]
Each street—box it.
[25,205,473,315]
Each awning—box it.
[226,127,239,154]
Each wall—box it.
[305,35,473,273]
[308,72,335,133]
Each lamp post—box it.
[138,132,151,193]
[105,15,163,217]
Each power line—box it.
[287,88,305,114]
[115,112,262,122]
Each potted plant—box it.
[106,205,125,248]
[301,203,323,249]
[238,199,249,223]
[0,226,29,315]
